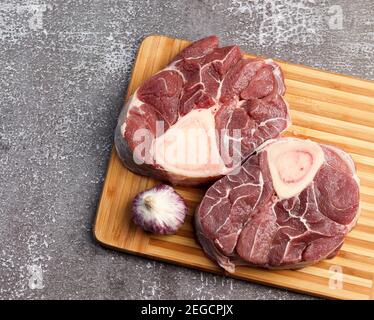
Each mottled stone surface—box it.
[0,0,373,300]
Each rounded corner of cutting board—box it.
[141,34,160,45]
[92,223,110,248]
[93,223,128,252]
[140,34,173,47]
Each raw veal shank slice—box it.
[195,138,360,272]
[115,36,290,186]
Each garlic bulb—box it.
[132,184,188,234]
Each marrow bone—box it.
[266,139,325,199]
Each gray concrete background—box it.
[0,0,373,300]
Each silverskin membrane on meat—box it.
[115,36,290,186]
[195,138,360,272]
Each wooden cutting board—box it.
[94,35,374,300]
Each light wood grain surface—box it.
[94,35,374,300]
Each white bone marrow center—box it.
[152,108,227,177]
[266,139,325,199]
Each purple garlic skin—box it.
[132,184,188,234]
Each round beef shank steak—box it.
[195,138,360,272]
[115,36,290,186]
